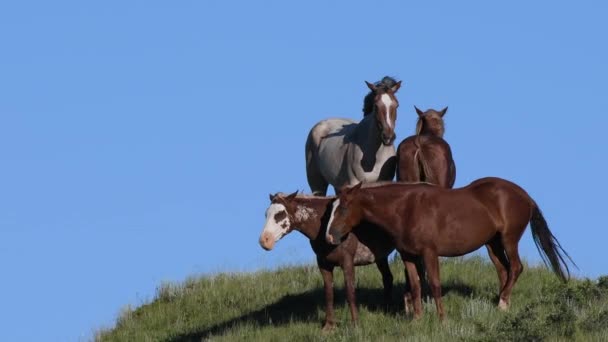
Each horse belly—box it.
[317,136,348,185]
[436,213,497,256]
[353,242,376,265]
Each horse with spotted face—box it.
[305,77,402,195]
[326,179,576,321]
[259,192,395,331]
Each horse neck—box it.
[416,119,444,138]
[290,197,332,240]
[357,189,399,235]
[356,114,383,147]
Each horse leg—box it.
[415,258,430,300]
[375,256,394,308]
[485,235,510,296]
[403,264,413,315]
[305,139,328,196]
[498,237,524,311]
[318,262,336,331]
[403,256,423,319]
[422,250,445,320]
[342,258,358,325]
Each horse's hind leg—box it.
[486,235,510,296]
[375,257,394,307]
[402,255,423,319]
[305,138,328,196]
[498,235,524,310]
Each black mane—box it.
[362,76,399,117]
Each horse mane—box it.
[415,112,445,138]
[359,180,437,189]
[362,76,399,117]
[274,192,336,200]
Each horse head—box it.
[326,182,365,245]
[415,106,448,138]
[259,191,297,250]
[365,79,401,146]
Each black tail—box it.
[530,205,577,281]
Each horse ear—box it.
[415,106,424,117]
[269,193,275,202]
[439,106,448,117]
[365,81,377,92]
[286,191,298,201]
[391,81,402,93]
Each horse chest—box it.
[351,145,396,182]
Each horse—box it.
[325,179,576,320]
[395,106,456,297]
[259,192,395,331]
[396,106,455,188]
[305,77,402,196]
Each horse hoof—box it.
[498,298,509,311]
[322,323,336,333]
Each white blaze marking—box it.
[380,93,394,129]
[262,203,290,242]
[326,199,340,240]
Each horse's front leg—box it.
[318,262,336,331]
[422,250,445,320]
[342,258,358,325]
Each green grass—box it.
[96,256,608,341]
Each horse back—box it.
[465,177,535,227]
[396,135,456,188]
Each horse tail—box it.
[529,204,577,282]
[414,136,433,183]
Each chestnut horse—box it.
[396,106,456,296]
[326,179,575,320]
[305,77,401,195]
[259,192,394,331]
[396,106,455,188]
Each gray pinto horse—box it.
[305,77,402,195]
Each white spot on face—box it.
[326,199,340,240]
[261,203,290,243]
[380,94,394,129]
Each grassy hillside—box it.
[97,256,608,341]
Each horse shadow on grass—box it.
[170,280,475,342]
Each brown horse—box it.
[395,106,456,297]
[325,178,575,320]
[259,192,395,330]
[396,106,455,188]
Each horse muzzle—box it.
[259,232,275,251]
[326,230,343,245]
[381,134,395,146]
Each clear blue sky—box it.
[1,1,606,341]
